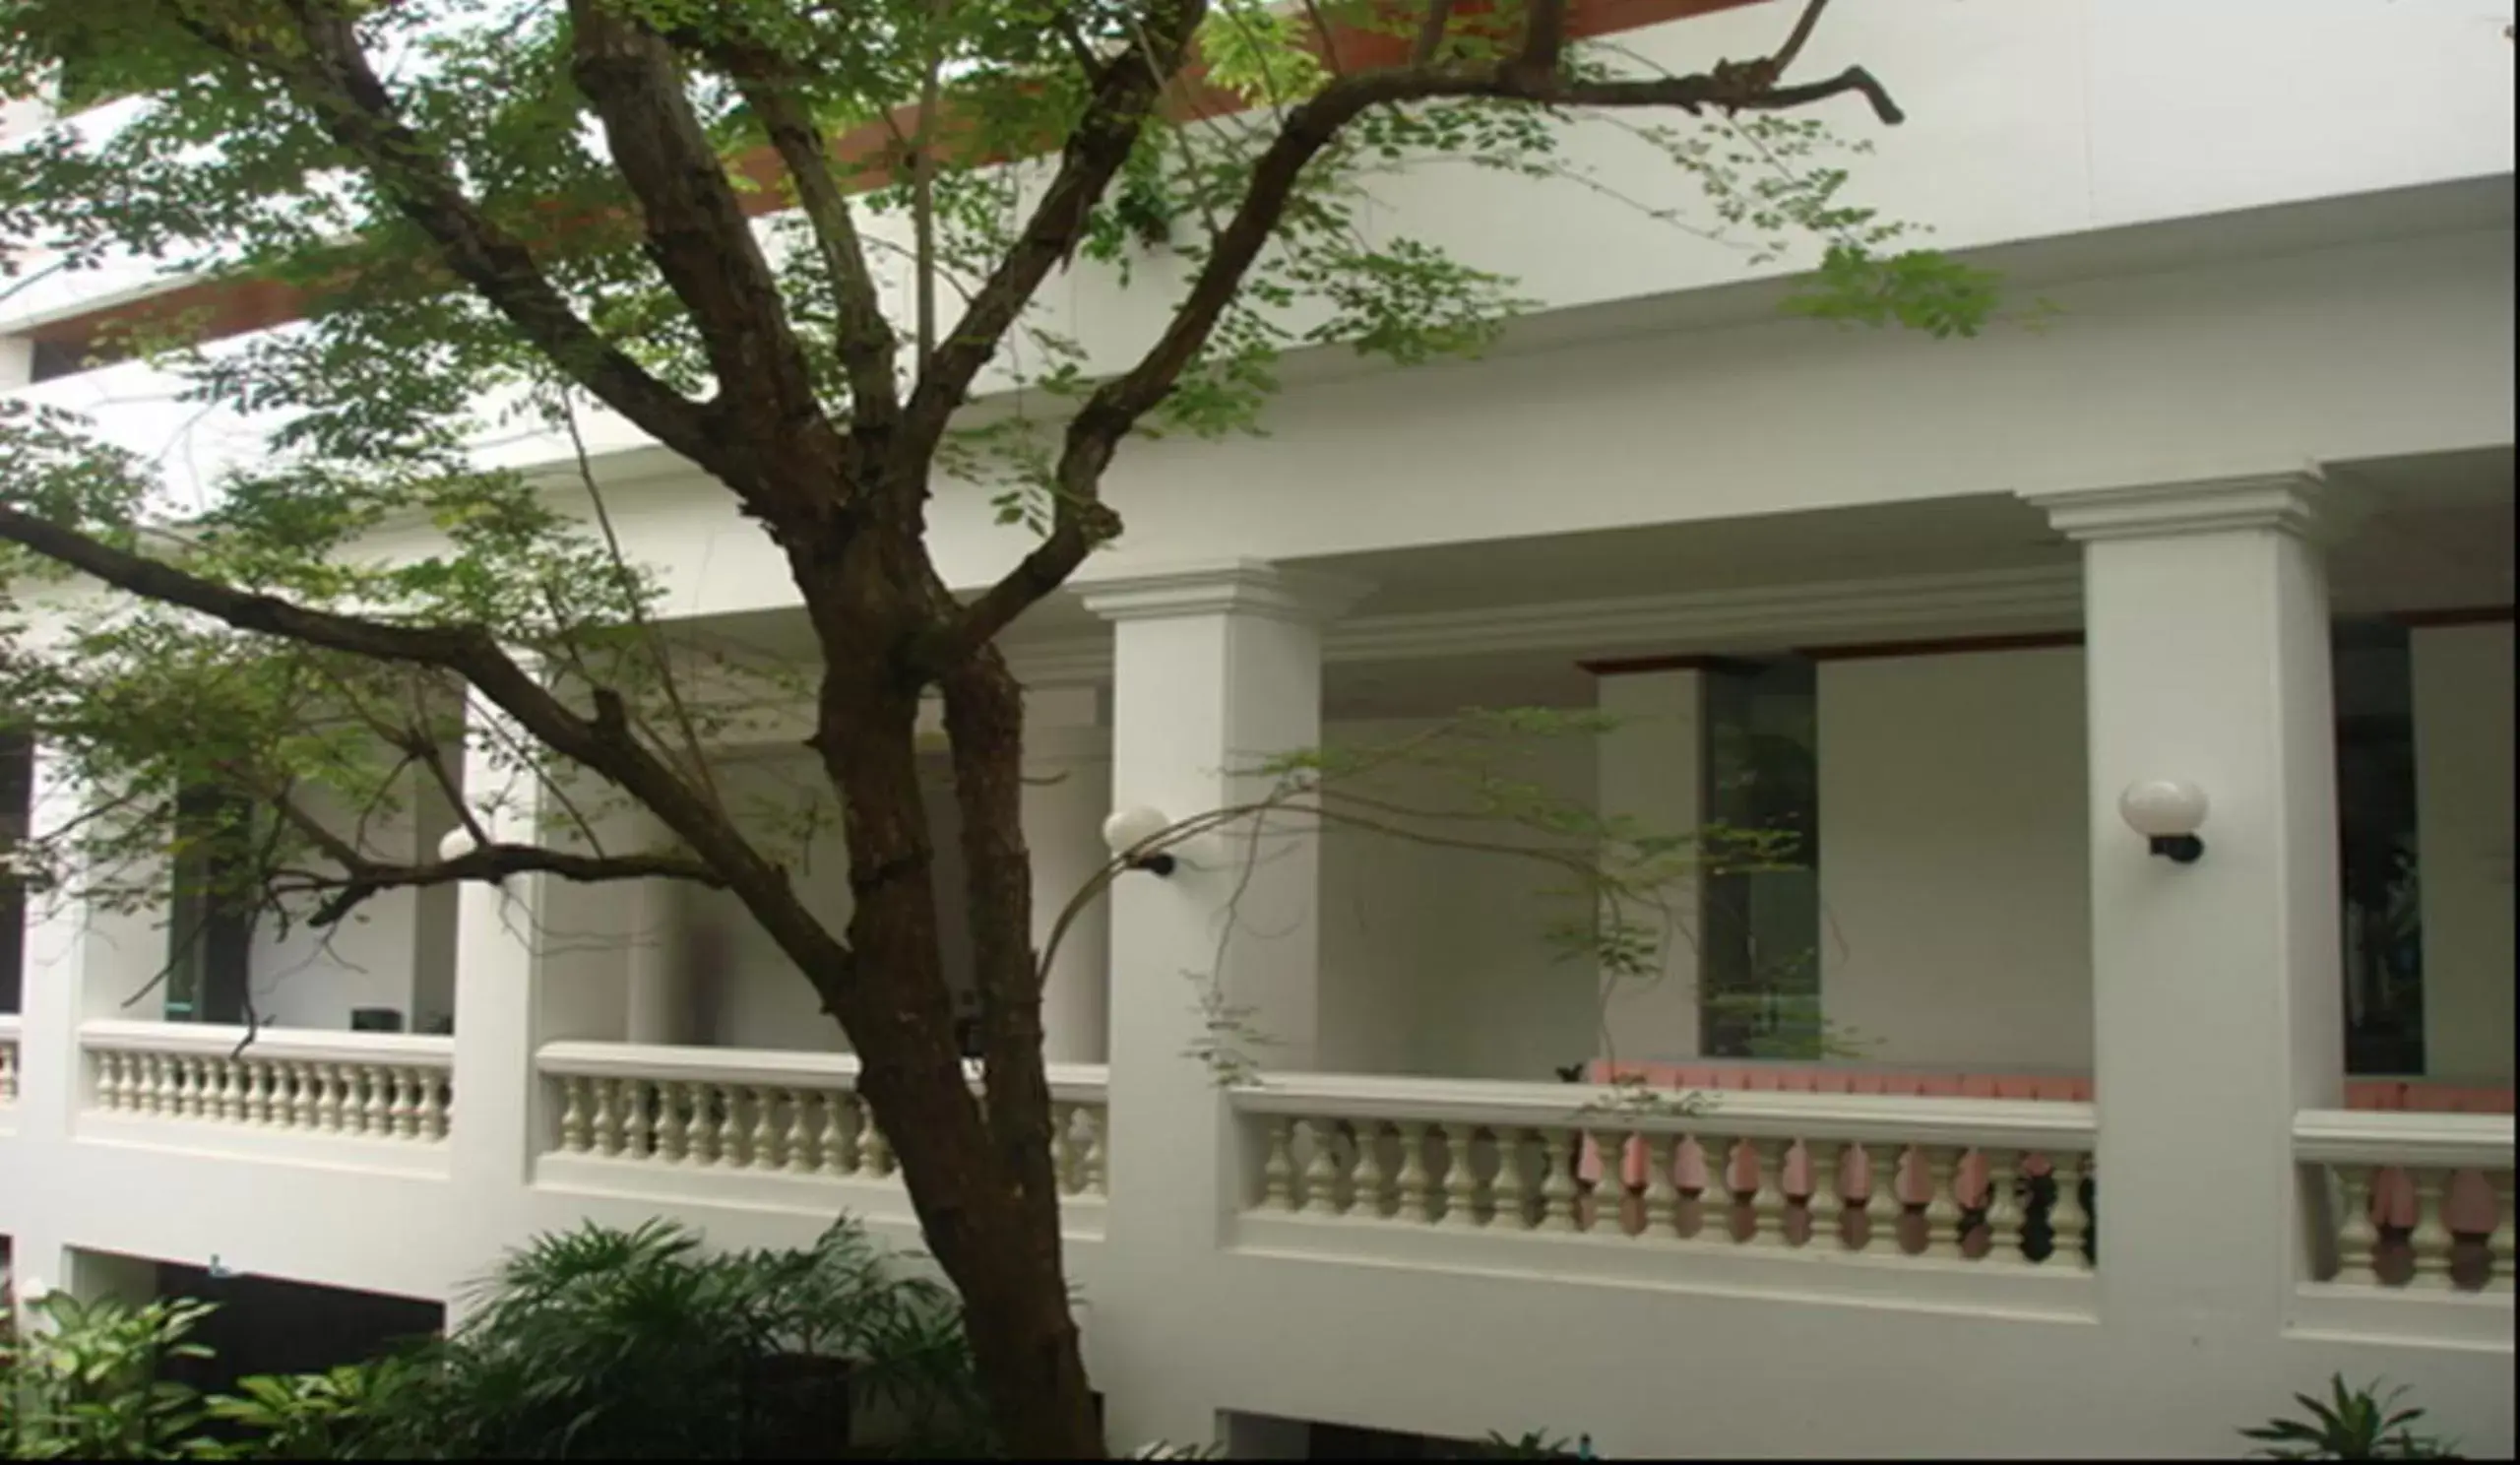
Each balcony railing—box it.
[81,1020,454,1145]
[536,1042,1110,1199]
[0,1013,21,1108]
[2298,1108,2515,1294]
[1234,1074,2098,1272]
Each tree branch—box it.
[165,2,724,475]
[894,0,1211,465]
[292,843,725,928]
[563,0,850,511]
[0,502,857,991]
[922,22,1899,670]
[727,75,904,433]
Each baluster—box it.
[1394,1122,1434,1224]
[320,1064,349,1132]
[622,1080,653,1160]
[2485,1172,2513,1294]
[171,1055,198,1116]
[1806,1141,1844,1249]
[1439,1123,1482,1228]
[559,1075,592,1154]
[245,1062,275,1126]
[1699,1136,1739,1242]
[1261,1117,1297,1210]
[717,1086,750,1169]
[91,1051,119,1111]
[126,1052,149,1113]
[817,1091,852,1177]
[1351,1120,1392,1219]
[214,1059,242,1121]
[362,1066,392,1136]
[1051,1103,1083,1194]
[420,1074,451,1142]
[860,1105,894,1177]
[1922,1146,1965,1257]
[389,1070,418,1140]
[193,1056,219,1118]
[0,1044,15,1104]
[1300,1118,1346,1216]
[581,1078,615,1155]
[1541,1128,1581,1233]
[1082,1107,1108,1196]
[1857,1142,1896,1254]
[685,1085,720,1166]
[1642,1131,1681,1239]
[1749,1138,1791,1247]
[661,1082,695,1164]
[2408,1167,2456,1291]
[142,1053,167,1115]
[2332,1163,2382,1286]
[783,1090,814,1175]
[1984,1150,2026,1262]
[746,1087,781,1172]
[2049,1152,2091,1269]
[290,1062,321,1128]
[1491,1127,1533,1231]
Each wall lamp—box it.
[2119,780,2208,864]
[1102,806,1177,877]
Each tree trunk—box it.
[813,661,1102,1458]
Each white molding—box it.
[2291,1108,2514,1171]
[2021,470,2373,544]
[1231,1071,2098,1150]
[80,1020,454,1069]
[1075,559,1374,625]
[535,1040,1111,1106]
[1015,564,2086,687]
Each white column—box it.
[446,687,550,1194]
[7,750,161,1324]
[1027,720,1113,1065]
[2026,472,2355,1345]
[2410,620,2515,1083]
[1593,667,1705,1062]
[621,810,685,1048]
[1080,560,1363,1450]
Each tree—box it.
[0,0,1988,1452]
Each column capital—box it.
[1075,558,1371,625]
[2020,469,2370,544]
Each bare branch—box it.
[292,842,725,929]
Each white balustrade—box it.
[536,1042,1110,1198]
[1235,1074,2098,1269]
[0,1014,21,1108]
[2297,1109,2514,1295]
[79,1021,452,1143]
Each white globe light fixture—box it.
[1102,806,1176,877]
[2119,780,2208,864]
[438,827,479,862]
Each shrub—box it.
[2242,1376,2462,1460]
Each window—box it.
[165,785,255,1024]
[2334,620,2424,1076]
[1699,657,1821,1058]
[1,732,30,1014]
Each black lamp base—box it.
[2148,834,2205,864]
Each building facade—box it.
[3,1,2514,1455]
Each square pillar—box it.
[2410,620,2514,1083]
[2026,473,2357,1349]
[1079,560,1363,1450]
[445,687,551,1196]
[1592,667,1705,1063]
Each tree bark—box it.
[808,612,1100,1457]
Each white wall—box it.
[2413,622,2516,1083]
[1315,716,1600,1081]
[1818,648,2094,1070]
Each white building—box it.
[2,1,2513,1456]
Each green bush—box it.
[2242,1376,2462,1460]
[1,1293,221,1460]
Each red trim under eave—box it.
[24,0,1763,363]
